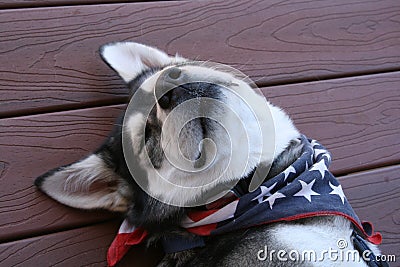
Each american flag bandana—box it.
[107,135,382,266]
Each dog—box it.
[35,42,384,266]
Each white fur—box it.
[273,216,380,266]
[40,154,130,212]
[124,63,300,206]
[101,42,185,82]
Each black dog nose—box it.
[158,86,188,110]
[157,67,187,109]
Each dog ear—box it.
[34,153,131,212]
[100,42,185,83]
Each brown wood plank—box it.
[0,0,141,9]
[263,71,400,175]
[0,220,163,267]
[0,105,124,243]
[0,72,399,242]
[0,166,397,266]
[339,165,400,261]
[1,0,400,117]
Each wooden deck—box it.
[0,0,399,266]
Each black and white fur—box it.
[35,42,380,266]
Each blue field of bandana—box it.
[212,135,360,234]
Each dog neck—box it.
[268,104,301,163]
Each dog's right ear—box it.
[100,42,185,83]
[34,153,131,212]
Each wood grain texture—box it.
[262,71,400,175]
[0,166,397,267]
[1,0,398,264]
[1,0,400,117]
[0,220,163,267]
[0,72,399,242]
[0,105,124,243]
[340,165,400,261]
[0,0,144,9]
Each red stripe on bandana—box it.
[187,209,219,222]
[107,227,148,267]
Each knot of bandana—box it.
[107,136,382,266]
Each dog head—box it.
[35,42,299,217]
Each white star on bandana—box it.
[309,159,328,179]
[329,182,346,204]
[252,182,277,203]
[283,165,296,181]
[293,179,320,202]
[263,192,286,209]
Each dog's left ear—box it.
[34,153,131,212]
[100,42,185,83]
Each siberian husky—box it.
[35,42,384,267]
